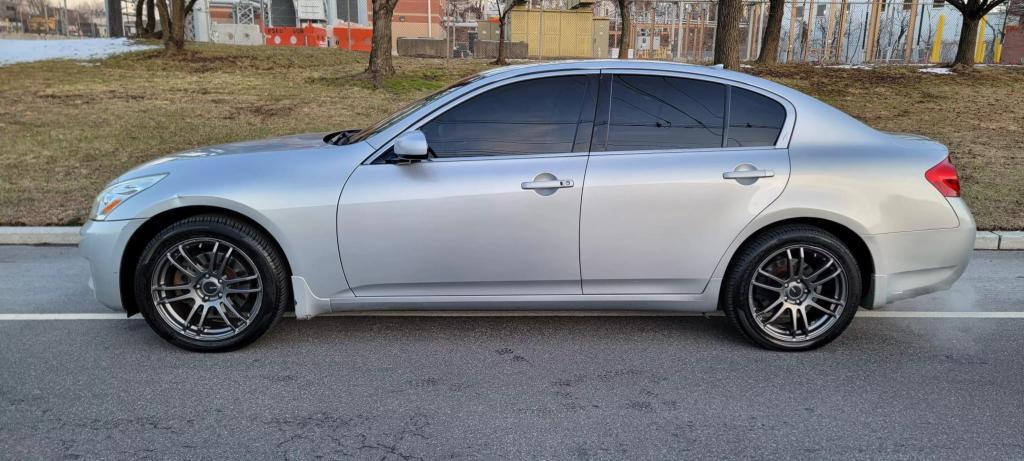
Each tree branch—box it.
[184,0,197,16]
[945,0,967,12]
[981,0,1008,15]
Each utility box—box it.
[510,7,607,58]
[592,18,608,58]
[476,20,504,42]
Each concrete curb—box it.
[1,227,1023,250]
[0,227,81,245]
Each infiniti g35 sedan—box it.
[80,60,975,351]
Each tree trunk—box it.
[756,0,784,64]
[167,0,186,52]
[155,0,172,47]
[367,0,396,86]
[713,0,742,68]
[146,0,155,35]
[617,0,630,58]
[952,15,979,67]
[135,0,144,36]
[494,17,508,65]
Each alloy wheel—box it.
[747,245,848,343]
[150,238,263,341]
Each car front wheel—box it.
[722,225,862,351]
[134,214,290,352]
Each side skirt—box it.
[293,276,723,320]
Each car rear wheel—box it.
[134,214,289,352]
[722,225,862,351]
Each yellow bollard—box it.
[930,15,945,63]
[994,36,1003,63]
[975,17,987,63]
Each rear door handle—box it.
[521,179,574,190]
[722,169,774,180]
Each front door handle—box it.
[521,179,574,190]
[723,169,774,180]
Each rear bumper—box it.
[79,219,145,311]
[864,198,975,308]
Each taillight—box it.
[925,156,961,197]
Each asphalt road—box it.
[1,247,1022,459]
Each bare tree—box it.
[756,0,785,63]
[132,0,158,37]
[946,0,1009,66]
[146,0,157,36]
[135,0,145,36]
[493,0,525,64]
[367,0,401,86]
[154,0,198,52]
[878,6,910,60]
[615,0,633,58]
[714,0,743,68]
[24,0,52,15]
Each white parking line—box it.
[1,311,1024,320]
[855,310,1024,318]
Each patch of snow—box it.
[826,64,872,70]
[0,38,158,66]
[918,66,953,75]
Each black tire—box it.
[133,214,290,352]
[721,224,861,351]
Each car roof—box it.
[478,60,755,85]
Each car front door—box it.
[338,73,598,297]
[580,72,793,294]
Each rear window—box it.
[727,87,786,147]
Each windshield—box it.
[344,74,482,145]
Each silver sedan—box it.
[80,60,975,351]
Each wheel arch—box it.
[716,217,875,309]
[118,206,294,316]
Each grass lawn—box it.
[1,42,1021,229]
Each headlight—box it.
[91,174,167,221]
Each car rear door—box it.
[580,71,793,294]
[338,72,599,297]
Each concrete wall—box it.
[396,37,447,57]
[392,21,445,51]
[474,40,528,59]
[210,24,263,46]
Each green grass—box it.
[1,42,1021,229]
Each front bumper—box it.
[864,198,976,308]
[79,219,145,311]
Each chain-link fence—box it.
[602,0,1008,64]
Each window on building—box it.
[336,0,360,22]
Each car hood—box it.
[115,132,341,182]
[163,132,331,159]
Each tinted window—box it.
[606,75,726,151]
[727,88,786,147]
[420,76,595,158]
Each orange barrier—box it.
[333,26,373,52]
[264,24,327,47]
[262,24,372,51]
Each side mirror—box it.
[392,130,429,162]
